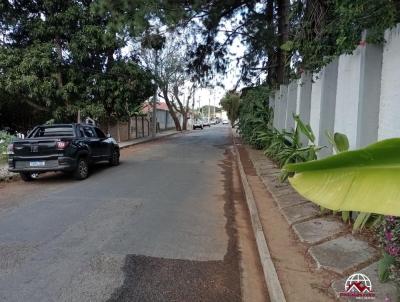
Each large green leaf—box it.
[284,138,400,216]
[378,252,395,282]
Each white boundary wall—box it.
[310,71,323,146]
[299,59,339,157]
[296,72,312,146]
[378,24,400,140]
[286,81,298,130]
[277,85,288,131]
[268,23,400,156]
[273,90,280,129]
[335,35,383,149]
[335,49,363,149]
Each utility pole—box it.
[152,50,158,138]
[197,97,201,116]
[208,96,211,123]
[213,91,216,119]
[192,87,196,111]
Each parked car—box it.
[7,123,120,181]
[222,119,229,125]
[203,120,211,127]
[193,119,204,130]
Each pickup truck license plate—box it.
[29,161,45,167]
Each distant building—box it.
[216,110,228,120]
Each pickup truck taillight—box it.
[56,141,70,150]
[7,144,14,155]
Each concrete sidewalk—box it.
[118,129,181,149]
[242,145,398,301]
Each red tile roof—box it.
[142,102,170,113]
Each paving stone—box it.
[258,170,281,177]
[266,177,288,187]
[281,202,321,225]
[331,262,399,301]
[292,217,347,245]
[309,235,378,274]
[273,192,309,209]
[269,186,295,197]
[255,160,275,166]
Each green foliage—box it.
[379,252,395,283]
[237,86,272,149]
[151,0,400,85]
[379,216,400,284]
[0,1,154,130]
[220,92,241,125]
[0,131,14,160]
[237,85,320,180]
[263,116,321,181]
[285,138,400,216]
[292,0,400,72]
[326,132,350,153]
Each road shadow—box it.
[25,162,121,184]
[107,255,241,302]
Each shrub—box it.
[379,216,400,284]
[0,131,14,160]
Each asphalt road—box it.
[0,125,244,302]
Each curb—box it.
[119,130,186,150]
[234,144,286,302]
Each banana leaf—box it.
[284,138,400,216]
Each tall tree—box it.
[139,32,195,131]
[0,0,154,130]
[220,91,240,124]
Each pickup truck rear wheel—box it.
[19,172,34,182]
[74,157,89,180]
[109,149,120,166]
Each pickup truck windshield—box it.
[29,126,75,138]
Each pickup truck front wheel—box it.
[74,158,89,180]
[109,149,120,166]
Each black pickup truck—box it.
[7,123,120,181]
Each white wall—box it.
[296,72,312,146]
[309,59,339,157]
[378,24,400,140]
[335,50,363,149]
[334,34,383,150]
[286,81,297,130]
[310,72,323,145]
[357,41,382,147]
[277,85,288,131]
[319,58,338,157]
[269,95,275,111]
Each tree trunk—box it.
[162,90,182,131]
[182,99,190,131]
[276,0,290,84]
[182,114,188,130]
[266,0,276,87]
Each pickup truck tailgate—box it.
[12,139,60,157]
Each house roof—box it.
[142,102,169,113]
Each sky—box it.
[192,19,246,108]
[123,16,247,109]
